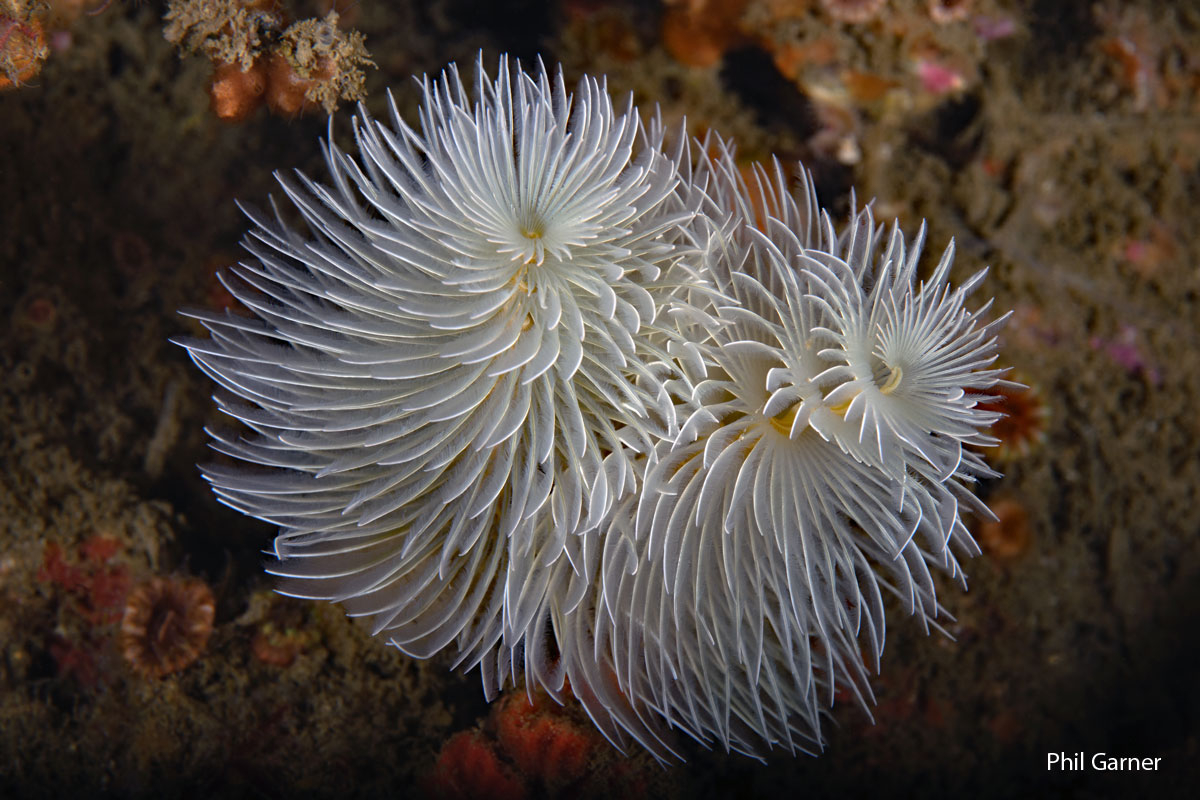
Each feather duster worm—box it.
[581,139,1007,758]
[178,57,1008,761]
[179,56,695,693]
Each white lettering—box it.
[1090,754,1162,770]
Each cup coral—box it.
[178,55,1009,761]
[121,577,216,679]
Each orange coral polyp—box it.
[208,60,268,122]
[661,0,749,68]
[495,693,596,789]
[426,731,527,800]
[976,498,1032,563]
[970,380,1048,463]
[264,52,334,116]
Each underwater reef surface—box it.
[1,1,1198,798]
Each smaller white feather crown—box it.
[178,56,1008,761]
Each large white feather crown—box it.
[177,55,1008,761]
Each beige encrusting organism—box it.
[164,1,372,119]
[178,56,1008,762]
